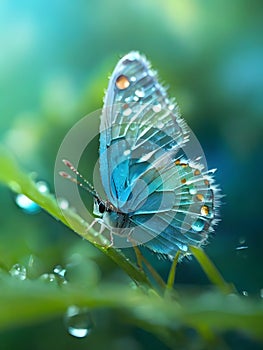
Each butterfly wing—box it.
[99,51,220,255]
[100,51,188,210]
[129,162,220,256]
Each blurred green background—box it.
[1,0,263,349]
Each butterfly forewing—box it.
[100,52,188,210]
[99,51,220,256]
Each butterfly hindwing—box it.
[130,161,219,255]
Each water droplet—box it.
[191,219,205,232]
[9,264,27,280]
[157,121,164,129]
[53,265,67,285]
[115,75,130,90]
[204,179,210,186]
[36,181,49,193]
[236,237,248,252]
[130,76,136,82]
[129,281,138,290]
[64,306,94,338]
[236,245,248,251]
[196,194,204,202]
[168,104,175,111]
[58,198,69,209]
[8,181,21,192]
[123,150,131,156]
[133,96,139,102]
[238,237,246,245]
[53,265,66,278]
[188,186,197,195]
[15,193,40,214]
[39,273,58,284]
[152,103,162,113]
[124,96,133,104]
[123,108,132,117]
[242,290,248,297]
[201,205,210,216]
[135,89,145,98]
[177,243,188,252]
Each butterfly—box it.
[61,51,220,259]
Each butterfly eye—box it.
[115,75,130,90]
[98,202,106,214]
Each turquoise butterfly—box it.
[62,52,220,259]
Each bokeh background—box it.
[1,0,263,349]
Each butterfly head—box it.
[93,197,106,217]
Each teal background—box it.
[0,1,263,349]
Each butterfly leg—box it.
[86,217,102,233]
[108,229,114,248]
[100,225,114,248]
[84,218,102,243]
[85,218,113,248]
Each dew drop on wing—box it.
[135,89,145,98]
[152,103,162,113]
[188,186,197,195]
[123,108,132,117]
[191,219,205,232]
[157,121,164,129]
[123,149,131,156]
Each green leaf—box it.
[0,273,263,343]
[1,145,263,347]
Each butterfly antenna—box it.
[59,159,98,198]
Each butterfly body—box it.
[90,51,220,258]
